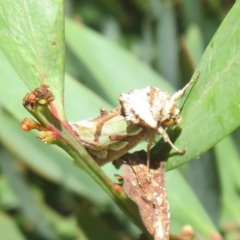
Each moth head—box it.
[161,101,182,127]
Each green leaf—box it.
[0,0,65,119]
[214,136,240,227]
[157,2,240,170]
[184,151,221,225]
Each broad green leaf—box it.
[0,0,65,119]
[65,18,174,106]
[155,2,240,170]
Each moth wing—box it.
[119,87,157,128]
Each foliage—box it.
[0,0,239,239]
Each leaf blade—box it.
[0,0,65,118]
[156,2,240,170]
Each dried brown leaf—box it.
[121,151,170,240]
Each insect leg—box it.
[146,131,157,179]
[157,126,186,154]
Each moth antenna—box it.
[171,71,200,102]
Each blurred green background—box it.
[0,0,239,239]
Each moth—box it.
[71,72,199,166]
